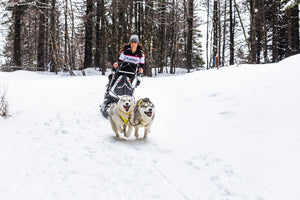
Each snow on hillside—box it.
[1,55,300,200]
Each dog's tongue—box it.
[124,106,130,112]
[146,111,152,117]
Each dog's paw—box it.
[124,132,131,138]
[144,131,149,139]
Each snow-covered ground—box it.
[1,54,300,200]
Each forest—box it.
[0,0,299,76]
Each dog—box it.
[129,98,155,139]
[108,95,134,138]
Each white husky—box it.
[109,95,134,138]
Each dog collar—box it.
[140,121,146,127]
[140,120,151,127]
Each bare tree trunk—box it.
[249,0,256,63]
[95,0,101,70]
[37,0,47,71]
[291,5,299,55]
[222,0,227,66]
[262,0,268,63]
[256,0,262,64]
[170,0,176,74]
[218,0,221,65]
[213,0,218,67]
[118,0,126,45]
[64,0,74,75]
[206,0,210,69]
[234,0,250,52]
[129,0,133,34]
[145,1,153,77]
[13,5,23,68]
[64,0,69,70]
[83,0,94,69]
[229,0,234,65]
[111,0,118,64]
[69,0,76,70]
[45,8,49,69]
[272,0,279,63]
[187,0,194,72]
[183,0,188,68]
[49,0,57,73]
[159,0,166,73]
[100,0,107,75]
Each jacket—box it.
[117,47,145,73]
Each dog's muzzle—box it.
[123,105,130,112]
[144,108,153,117]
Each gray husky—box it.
[129,98,155,139]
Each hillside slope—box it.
[1,55,300,200]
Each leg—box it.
[108,106,119,137]
[135,127,140,138]
[122,125,126,135]
[144,127,151,139]
[110,119,119,137]
[117,124,125,135]
[125,125,133,138]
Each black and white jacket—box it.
[117,47,145,73]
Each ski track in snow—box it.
[3,58,300,199]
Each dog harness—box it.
[119,110,130,125]
[137,99,143,106]
[128,99,151,127]
[120,114,129,124]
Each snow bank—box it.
[1,54,300,200]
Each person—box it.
[101,35,145,115]
[108,34,145,87]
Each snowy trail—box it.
[0,75,188,200]
[1,56,300,199]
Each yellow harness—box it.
[121,99,146,126]
[119,109,130,125]
[137,99,143,106]
[120,114,129,124]
[130,99,148,127]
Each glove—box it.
[138,68,143,74]
[113,62,118,68]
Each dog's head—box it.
[136,98,155,118]
[117,95,134,113]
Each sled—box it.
[100,63,140,118]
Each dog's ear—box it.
[131,97,135,105]
[143,98,150,103]
[150,101,154,107]
[117,98,121,104]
